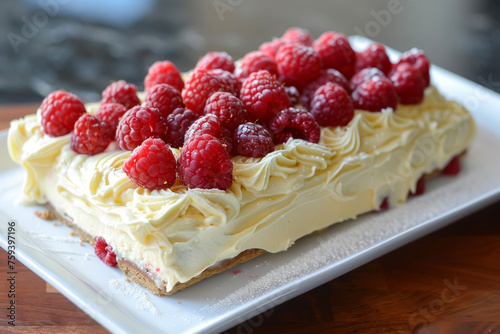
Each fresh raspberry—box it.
[236,51,278,80]
[208,69,239,96]
[389,63,426,105]
[410,175,426,196]
[378,197,389,211]
[397,49,431,87]
[312,32,356,78]
[144,60,184,92]
[40,90,86,136]
[233,122,274,158]
[349,67,387,91]
[259,38,289,60]
[144,83,184,118]
[220,127,234,154]
[204,92,248,132]
[195,51,235,73]
[164,107,198,148]
[178,134,233,190]
[443,155,461,175]
[355,43,392,75]
[300,69,349,109]
[351,77,398,112]
[285,86,300,106]
[94,237,117,267]
[275,44,322,87]
[116,106,166,151]
[239,70,291,123]
[184,114,222,143]
[101,80,140,110]
[95,103,127,133]
[70,114,113,155]
[182,69,236,115]
[270,107,320,144]
[122,137,177,190]
[310,83,354,127]
[281,27,313,46]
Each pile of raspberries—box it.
[39,27,430,192]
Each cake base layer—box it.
[40,153,463,295]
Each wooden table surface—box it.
[0,103,499,334]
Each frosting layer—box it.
[8,86,476,292]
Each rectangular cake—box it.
[7,29,476,295]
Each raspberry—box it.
[312,32,356,78]
[122,138,177,190]
[351,77,398,112]
[164,107,198,148]
[259,38,288,60]
[349,67,386,91]
[101,80,141,110]
[378,197,389,211]
[300,69,349,109]
[281,27,313,46]
[144,60,184,92]
[182,69,236,115]
[410,175,426,196]
[239,70,290,123]
[184,114,222,143]
[443,155,461,175]
[144,83,184,118]
[233,122,274,158]
[40,90,86,136]
[276,44,322,87]
[178,134,233,190]
[204,92,248,132]
[195,51,235,73]
[270,107,320,144]
[208,69,239,96]
[355,43,392,75]
[310,83,354,127]
[389,63,425,105]
[236,51,278,80]
[116,106,166,151]
[397,49,431,87]
[70,114,113,155]
[94,237,117,267]
[95,103,127,133]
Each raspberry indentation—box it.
[270,107,320,144]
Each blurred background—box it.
[1,0,499,104]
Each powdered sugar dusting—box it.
[108,278,161,317]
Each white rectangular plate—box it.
[1,37,500,334]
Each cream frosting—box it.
[8,86,476,292]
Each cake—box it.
[7,28,476,295]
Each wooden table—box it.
[1,104,499,334]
